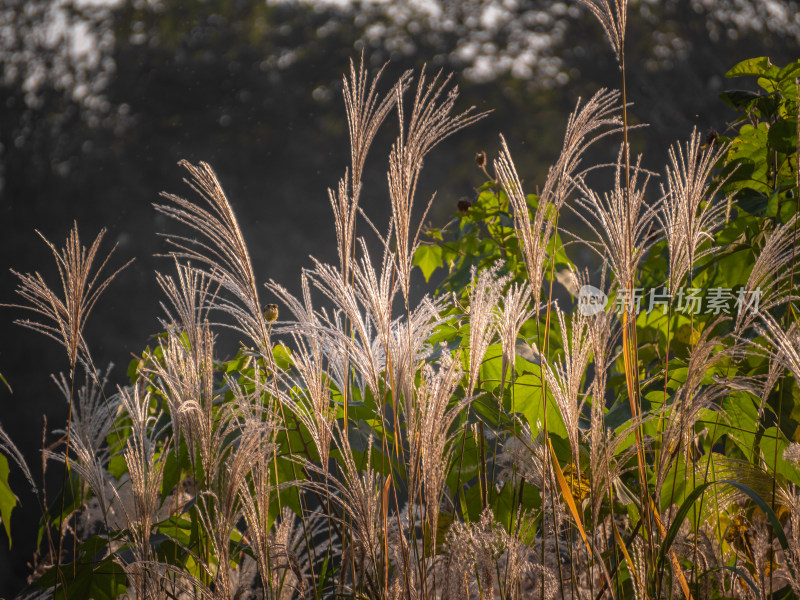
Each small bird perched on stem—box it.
[263,303,279,323]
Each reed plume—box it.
[388,68,488,300]
[573,0,627,63]
[495,89,621,317]
[7,223,132,370]
[575,152,658,295]
[157,161,270,351]
[658,128,731,294]
[494,281,535,391]
[466,265,506,395]
[735,214,800,334]
[331,56,410,278]
[542,306,591,468]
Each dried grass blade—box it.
[548,438,591,555]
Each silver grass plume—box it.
[466,264,506,395]
[277,331,336,476]
[155,259,216,358]
[144,319,216,469]
[114,386,168,600]
[388,67,488,300]
[304,258,384,398]
[6,222,132,370]
[266,272,361,401]
[344,55,409,192]
[539,88,623,211]
[580,270,625,525]
[495,90,620,317]
[658,128,731,295]
[575,151,658,295]
[351,236,399,361]
[573,0,627,63]
[331,56,411,278]
[542,306,592,469]
[785,489,800,597]
[236,395,280,597]
[758,349,785,422]
[735,214,800,334]
[494,281,535,391]
[655,321,732,497]
[197,405,271,600]
[266,507,322,599]
[756,313,800,384]
[389,295,446,420]
[6,227,129,579]
[157,161,271,351]
[151,260,217,457]
[53,365,118,473]
[0,424,35,494]
[50,368,120,539]
[307,431,383,583]
[412,352,469,556]
[442,508,547,600]
[497,423,549,490]
[493,137,552,318]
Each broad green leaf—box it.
[719,89,761,110]
[412,244,443,282]
[478,343,504,392]
[39,556,127,600]
[272,343,292,370]
[768,118,798,154]
[725,57,777,79]
[759,426,800,486]
[511,373,567,439]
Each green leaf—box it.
[768,118,798,154]
[38,556,127,600]
[272,343,293,370]
[725,57,777,79]
[413,244,443,282]
[719,89,762,110]
[777,61,800,82]
[161,438,190,502]
[126,356,142,385]
[511,373,567,439]
[733,188,770,216]
[0,454,17,547]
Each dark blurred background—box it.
[1,0,798,594]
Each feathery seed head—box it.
[573,0,628,63]
[7,222,132,369]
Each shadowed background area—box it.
[1,0,798,594]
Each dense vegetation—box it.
[3,1,800,599]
